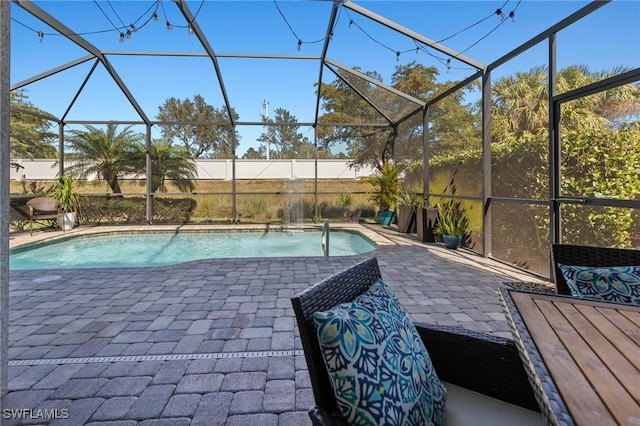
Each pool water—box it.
[10,230,377,270]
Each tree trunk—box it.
[110,177,123,197]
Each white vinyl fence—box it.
[10,159,376,181]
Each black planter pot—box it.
[416,207,439,242]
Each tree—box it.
[431,65,640,270]
[156,95,240,158]
[131,139,197,193]
[491,65,640,139]
[391,62,440,101]
[242,143,335,159]
[426,82,481,154]
[64,124,143,194]
[258,108,314,159]
[316,146,336,159]
[487,65,640,202]
[318,68,393,170]
[391,63,481,166]
[242,147,263,159]
[317,61,479,172]
[10,90,57,159]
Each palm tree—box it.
[132,139,197,193]
[10,90,58,159]
[491,65,640,138]
[64,124,143,194]
[492,66,548,138]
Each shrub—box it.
[153,198,198,223]
[10,197,31,231]
[239,197,266,219]
[338,193,353,207]
[78,196,197,224]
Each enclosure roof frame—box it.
[11,0,474,129]
[10,0,616,133]
[13,0,150,124]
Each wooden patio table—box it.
[499,288,640,426]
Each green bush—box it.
[434,126,640,271]
[10,197,32,231]
[78,196,197,225]
[153,198,198,223]
[338,193,353,207]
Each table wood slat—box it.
[512,292,615,426]
[550,302,640,422]
[620,312,640,330]
[577,305,640,376]
[602,309,640,350]
[506,290,640,426]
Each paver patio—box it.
[2,225,547,425]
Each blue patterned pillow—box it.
[558,264,640,306]
[313,279,447,425]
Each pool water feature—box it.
[284,179,305,224]
[10,230,377,270]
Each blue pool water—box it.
[10,230,377,270]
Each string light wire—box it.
[435,0,509,44]
[93,0,122,33]
[172,0,206,32]
[342,1,520,69]
[12,0,204,41]
[272,0,332,49]
[344,9,395,54]
[14,0,520,61]
[344,9,453,67]
[106,0,127,29]
[456,0,521,56]
[273,0,301,42]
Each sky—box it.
[10,0,640,157]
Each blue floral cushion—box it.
[558,264,640,306]
[313,279,447,425]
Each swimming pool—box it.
[10,230,377,270]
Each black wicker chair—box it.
[551,244,640,295]
[291,257,540,425]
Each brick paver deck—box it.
[2,224,546,425]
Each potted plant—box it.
[362,163,400,226]
[396,189,421,233]
[48,175,81,231]
[434,197,469,250]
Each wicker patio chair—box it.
[551,244,640,295]
[291,257,540,425]
[26,197,63,236]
